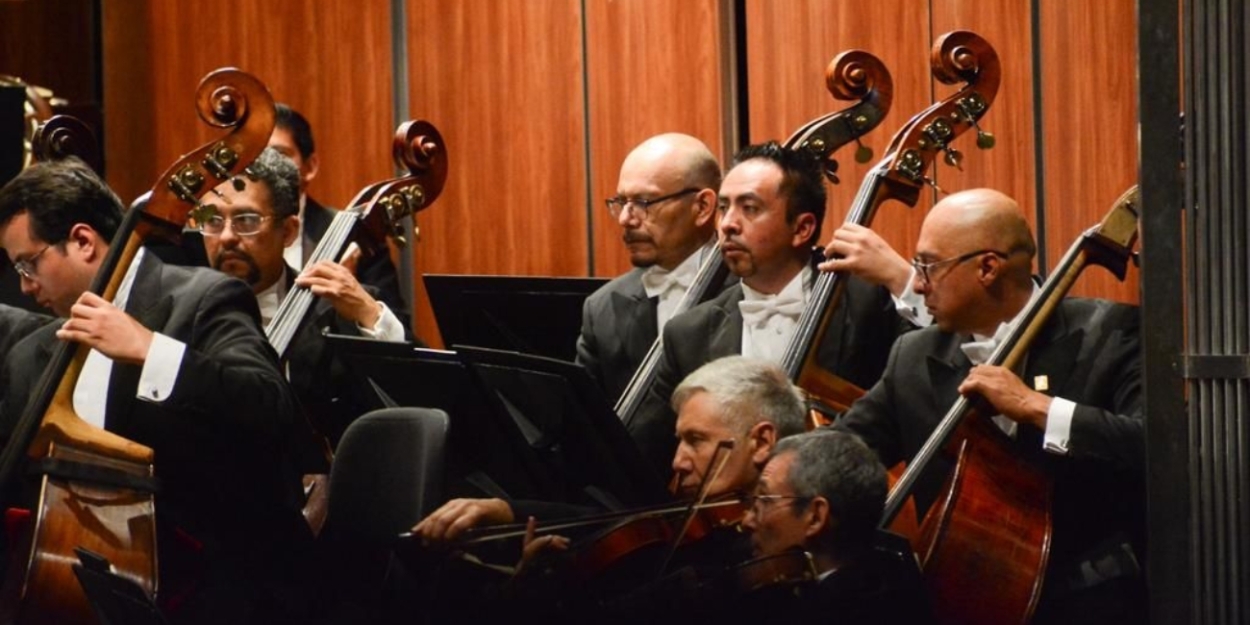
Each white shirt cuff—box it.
[1043,396,1077,455]
[357,302,405,343]
[136,332,185,404]
[892,269,933,327]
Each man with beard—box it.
[200,147,406,445]
[575,133,725,412]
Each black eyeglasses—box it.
[198,213,273,237]
[742,493,811,515]
[605,187,701,220]
[12,244,51,280]
[911,249,1009,286]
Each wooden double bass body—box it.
[880,187,1142,625]
[0,69,275,625]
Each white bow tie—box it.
[641,266,693,299]
[738,295,805,329]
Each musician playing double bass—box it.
[0,157,315,624]
[834,188,1146,623]
[740,429,932,624]
[637,140,916,460]
[201,147,408,445]
[576,133,726,409]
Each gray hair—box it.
[772,430,886,554]
[670,356,806,437]
[243,147,301,219]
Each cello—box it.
[614,48,893,427]
[782,30,1001,419]
[0,68,274,625]
[880,187,1142,624]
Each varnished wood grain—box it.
[1038,0,1139,303]
[584,0,733,277]
[405,0,590,345]
[101,0,394,210]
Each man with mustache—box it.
[635,141,914,468]
[576,133,726,410]
[201,147,406,445]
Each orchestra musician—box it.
[576,132,726,408]
[834,188,1146,623]
[0,157,314,624]
[409,356,806,623]
[637,140,916,466]
[200,146,408,445]
[268,103,409,327]
[740,429,932,624]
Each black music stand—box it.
[423,275,607,362]
[453,345,668,509]
[72,548,168,625]
[325,335,560,502]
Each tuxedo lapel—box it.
[708,289,745,359]
[105,255,173,430]
[925,333,971,417]
[1024,305,1081,398]
[609,272,657,361]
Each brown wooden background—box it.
[1,0,1140,344]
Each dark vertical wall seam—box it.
[1030,0,1047,273]
[733,0,749,150]
[580,0,596,276]
[390,0,414,314]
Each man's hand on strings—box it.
[411,498,515,547]
[958,364,1052,429]
[56,292,153,364]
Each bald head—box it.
[615,133,721,269]
[619,133,721,191]
[915,189,1038,334]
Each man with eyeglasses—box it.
[576,133,726,411]
[0,156,314,623]
[635,141,914,471]
[835,188,1145,624]
[200,147,407,446]
[737,430,931,624]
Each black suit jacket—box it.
[631,275,905,474]
[302,198,410,331]
[575,268,658,406]
[836,297,1144,607]
[0,254,311,599]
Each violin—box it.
[0,68,274,625]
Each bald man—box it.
[575,133,727,406]
[836,188,1145,623]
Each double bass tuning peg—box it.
[854,138,873,164]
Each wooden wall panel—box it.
[1039,0,1139,303]
[0,0,96,104]
[931,0,1037,232]
[744,0,933,261]
[584,0,731,277]
[101,0,394,210]
[405,0,588,278]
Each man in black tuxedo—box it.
[201,147,407,447]
[740,430,931,624]
[0,157,311,623]
[636,141,913,474]
[836,188,1145,623]
[268,103,408,327]
[575,133,724,405]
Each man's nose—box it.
[618,204,640,228]
[18,275,36,296]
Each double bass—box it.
[0,68,274,624]
[782,30,1001,419]
[880,187,1142,624]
